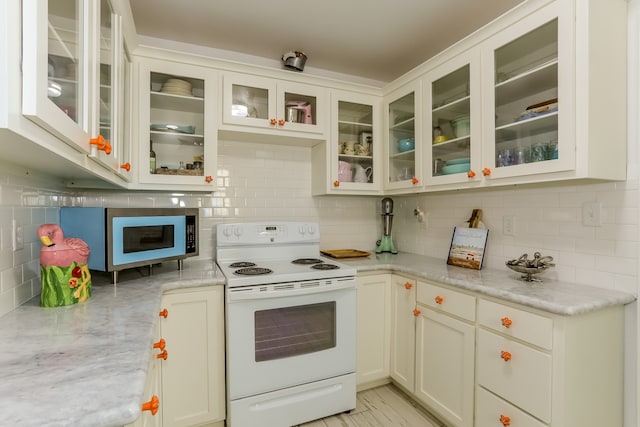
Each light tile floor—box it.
[297,384,444,427]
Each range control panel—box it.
[217,222,318,245]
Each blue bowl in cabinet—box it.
[398,138,415,152]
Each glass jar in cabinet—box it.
[137,58,217,188]
[424,51,482,186]
[325,91,381,194]
[385,80,422,191]
[481,7,569,181]
[222,73,326,137]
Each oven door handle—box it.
[227,278,356,301]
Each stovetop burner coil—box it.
[311,263,340,270]
[292,258,324,265]
[234,267,273,276]
[229,261,256,268]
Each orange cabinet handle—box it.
[411,177,419,185]
[156,349,168,360]
[467,170,476,178]
[205,175,213,183]
[413,308,421,317]
[278,119,285,126]
[483,167,491,176]
[120,162,131,172]
[104,141,112,155]
[153,338,166,351]
[501,317,513,328]
[500,350,512,362]
[333,180,340,187]
[159,308,168,318]
[270,118,277,126]
[499,414,511,426]
[434,295,443,304]
[90,135,106,150]
[141,395,159,415]
[404,282,413,290]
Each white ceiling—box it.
[128,0,525,84]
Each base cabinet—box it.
[389,274,417,391]
[159,287,226,427]
[356,274,391,388]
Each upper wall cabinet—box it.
[135,57,218,190]
[221,72,327,141]
[22,0,131,178]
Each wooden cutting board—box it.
[321,249,371,259]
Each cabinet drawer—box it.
[478,299,552,349]
[476,387,546,427]
[477,329,552,423]
[417,281,475,322]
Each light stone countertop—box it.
[339,251,636,315]
[0,253,635,427]
[0,260,225,427]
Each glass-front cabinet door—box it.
[425,51,481,186]
[23,0,91,153]
[482,6,570,180]
[222,73,325,135]
[137,58,217,188]
[330,91,381,192]
[385,80,422,191]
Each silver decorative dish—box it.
[506,252,555,282]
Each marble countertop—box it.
[0,260,225,427]
[340,252,636,315]
[0,253,635,427]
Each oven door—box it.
[226,281,356,400]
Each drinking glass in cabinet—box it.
[493,19,559,169]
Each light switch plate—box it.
[582,202,602,227]
[503,215,515,236]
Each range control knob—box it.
[307,225,315,235]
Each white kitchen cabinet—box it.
[476,298,624,427]
[22,0,131,175]
[356,273,391,389]
[159,286,225,427]
[389,274,417,392]
[221,72,327,138]
[136,58,218,189]
[414,281,475,427]
[384,80,423,193]
[312,90,383,195]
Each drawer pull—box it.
[404,282,413,290]
[499,414,511,426]
[413,308,421,317]
[153,338,166,351]
[500,350,512,362]
[434,295,443,304]
[270,118,277,126]
[141,395,159,415]
[501,317,513,328]
[159,308,168,318]
[156,349,168,360]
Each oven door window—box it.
[255,302,336,362]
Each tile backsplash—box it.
[0,139,637,317]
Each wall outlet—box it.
[503,215,516,236]
[12,220,24,252]
[582,202,602,227]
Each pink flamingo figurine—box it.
[37,224,90,267]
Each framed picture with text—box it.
[447,227,489,270]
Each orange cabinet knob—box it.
[90,135,106,150]
[413,308,421,317]
[141,395,159,415]
[270,118,277,126]
[467,170,476,178]
[159,308,168,318]
[153,338,166,351]
[404,282,413,290]
[278,119,285,126]
[411,177,419,185]
[501,317,513,328]
[120,162,131,172]
[500,350,512,362]
[333,180,340,187]
[499,414,511,426]
[156,349,168,360]
[435,295,443,304]
[103,141,112,155]
[483,167,491,176]
[205,175,213,183]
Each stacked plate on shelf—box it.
[160,78,193,96]
[440,158,470,175]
